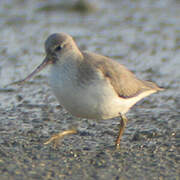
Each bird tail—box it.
[142,80,164,91]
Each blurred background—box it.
[0,0,179,179]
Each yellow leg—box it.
[44,129,77,148]
[115,114,128,147]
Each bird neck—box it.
[58,46,83,67]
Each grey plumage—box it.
[77,51,163,98]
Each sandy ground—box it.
[0,0,179,179]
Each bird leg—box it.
[115,113,128,147]
[44,129,77,148]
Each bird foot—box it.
[44,129,77,148]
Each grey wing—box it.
[83,51,161,98]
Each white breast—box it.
[49,64,156,120]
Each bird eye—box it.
[55,45,62,52]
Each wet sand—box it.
[0,0,179,179]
